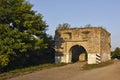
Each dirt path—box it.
[7,60,120,80]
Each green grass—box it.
[0,63,66,80]
[83,60,114,70]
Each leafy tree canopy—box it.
[0,0,48,69]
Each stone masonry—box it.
[54,27,111,64]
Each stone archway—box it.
[69,45,87,62]
[55,27,111,64]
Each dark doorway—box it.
[70,45,87,63]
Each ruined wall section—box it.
[85,28,101,64]
[54,30,65,56]
[100,28,111,62]
[86,28,101,53]
[54,29,74,62]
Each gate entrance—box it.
[70,45,87,62]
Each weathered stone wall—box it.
[86,28,101,64]
[100,28,111,62]
[54,27,111,64]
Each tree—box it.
[56,23,70,30]
[0,0,48,70]
[111,47,120,59]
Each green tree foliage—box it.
[0,0,53,71]
[111,47,120,59]
[0,24,31,68]
[56,23,71,30]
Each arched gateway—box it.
[69,45,87,62]
[54,27,111,64]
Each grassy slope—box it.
[83,60,113,70]
[0,63,66,80]
[0,60,114,80]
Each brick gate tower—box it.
[54,27,111,64]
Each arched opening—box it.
[70,45,87,63]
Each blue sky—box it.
[29,0,120,50]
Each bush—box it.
[111,47,120,59]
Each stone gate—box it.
[54,27,111,64]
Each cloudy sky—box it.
[29,0,120,50]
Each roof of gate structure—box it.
[56,27,110,35]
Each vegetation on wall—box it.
[56,23,71,30]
